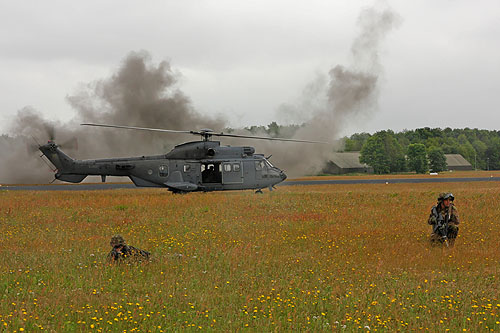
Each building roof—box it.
[330,152,370,169]
[445,154,472,167]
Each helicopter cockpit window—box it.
[183,164,191,173]
[159,165,168,177]
[224,164,231,172]
[233,164,240,172]
[255,160,265,171]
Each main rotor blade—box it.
[213,132,329,144]
[81,123,329,144]
[81,123,193,135]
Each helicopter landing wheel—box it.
[255,189,263,194]
[171,190,187,195]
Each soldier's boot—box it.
[429,233,440,246]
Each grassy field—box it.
[1,180,500,331]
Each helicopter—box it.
[38,123,325,193]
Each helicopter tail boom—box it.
[38,141,197,189]
[38,141,88,183]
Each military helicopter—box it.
[38,123,324,193]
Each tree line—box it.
[343,128,500,174]
[227,123,500,174]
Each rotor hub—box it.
[197,129,214,141]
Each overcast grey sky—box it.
[1,0,499,138]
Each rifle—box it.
[432,206,449,247]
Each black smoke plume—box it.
[0,51,226,183]
[253,5,401,176]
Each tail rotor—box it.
[28,124,78,154]
[27,124,78,177]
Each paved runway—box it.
[2,176,500,191]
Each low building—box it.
[323,152,472,174]
[445,154,473,171]
[322,152,373,175]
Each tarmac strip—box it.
[280,176,500,186]
[2,177,500,191]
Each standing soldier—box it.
[428,193,459,246]
[108,235,151,262]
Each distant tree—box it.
[407,143,428,173]
[471,139,487,169]
[360,131,406,174]
[277,123,302,139]
[457,141,476,166]
[245,122,301,138]
[360,136,389,174]
[485,137,500,170]
[344,132,371,151]
[395,131,410,148]
[267,121,280,137]
[245,125,267,135]
[441,136,460,154]
[427,146,447,172]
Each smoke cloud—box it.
[0,51,226,183]
[255,5,401,177]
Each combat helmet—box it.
[110,235,126,247]
[438,192,454,202]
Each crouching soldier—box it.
[108,235,151,262]
[428,193,459,246]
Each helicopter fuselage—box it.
[39,140,287,193]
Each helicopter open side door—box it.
[221,161,243,184]
[201,163,222,184]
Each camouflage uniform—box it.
[107,235,151,262]
[428,193,459,245]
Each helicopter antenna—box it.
[81,123,329,144]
